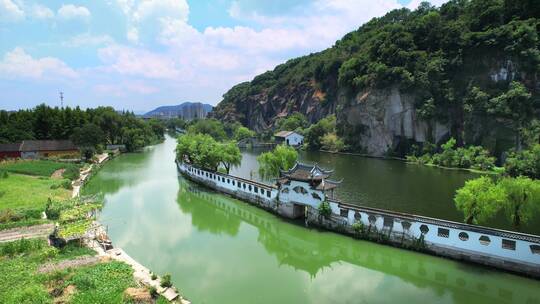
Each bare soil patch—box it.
[51,169,66,179]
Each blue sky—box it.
[0,0,443,112]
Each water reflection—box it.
[178,179,540,304]
[88,137,540,304]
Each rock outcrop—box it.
[342,87,449,156]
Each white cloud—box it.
[31,4,54,19]
[63,33,114,47]
[127,27,139,43]
[132,0,188,22]
[0,0,24,21]
[116,0,189,44]
[97,44,181,79]
[58,4,90,20]
[0,47,78,80]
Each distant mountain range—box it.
[144,102,213,120]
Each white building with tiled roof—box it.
[274,131,304,146]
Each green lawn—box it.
[0,160,80,177]
[0,239,138,304]
[0,173,71,211]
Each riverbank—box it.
[74,150,189,303]
[318,148,503,175]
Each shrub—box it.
[352,222,364,236]
[408,138,495,171]
[504,144,540,179]
[38,246,59,260]
[318,201,332,218]
[9,285,50,304]
[0,238,43,256]
[149,286,158,298]
[0,209,21,223]
[45,199,66,220]
[62,166,80,181]
[151,273,157,280]
[20,208,42,220]
[321,133,345,152]
[0,170,8,179]
[61,179,73,190]
[160,274,172,288]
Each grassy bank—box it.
[0,239,138,303]
[0,174,71,211]
[0,160,81,177]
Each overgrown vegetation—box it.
[44,197,102,240]
[318,201,332,218]
[454,176,540,230]
[0,238,135,304]
[407,138,496,171]
[504,144,540,179]
[257,145,298,180]
[176,133,241,173]
[160,274,172,288]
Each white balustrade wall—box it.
[178,161,540,277]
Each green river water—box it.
[83,136,540,304]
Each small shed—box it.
[0,143,22,159]
[274,131,304,146]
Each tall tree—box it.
[257,145,298,180]
[487,81,533,150]
[454,176,505,224]
[71,123,105,160]
[499,177,540,230]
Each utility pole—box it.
[59,91,64,108]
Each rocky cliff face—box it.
[211,1,539,157]
[341,87,449,156]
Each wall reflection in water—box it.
[179,179,540,304]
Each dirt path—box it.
[38,255,102,273]
[0,223,54,243]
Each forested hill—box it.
[211,0,540,157]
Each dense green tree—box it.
[0,104,163,152]
[487,81,533,151]
[187,119,227,141]
[71,123,105,160]
[257,145,298,180]
[275,113,308,133]
[219,142,242,174]
[454,176,505,224]
[321,133,345,152]
[504,144,540,179]
[305,115,336,150]
[234,126,255,141]
[499,177,540,230]
[165,118,187,131]
[176,133,242,172]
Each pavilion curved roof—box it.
[315,179,343,191]
[280,162,334,181]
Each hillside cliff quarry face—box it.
[235,83,450,157]
[342,87,449,156]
